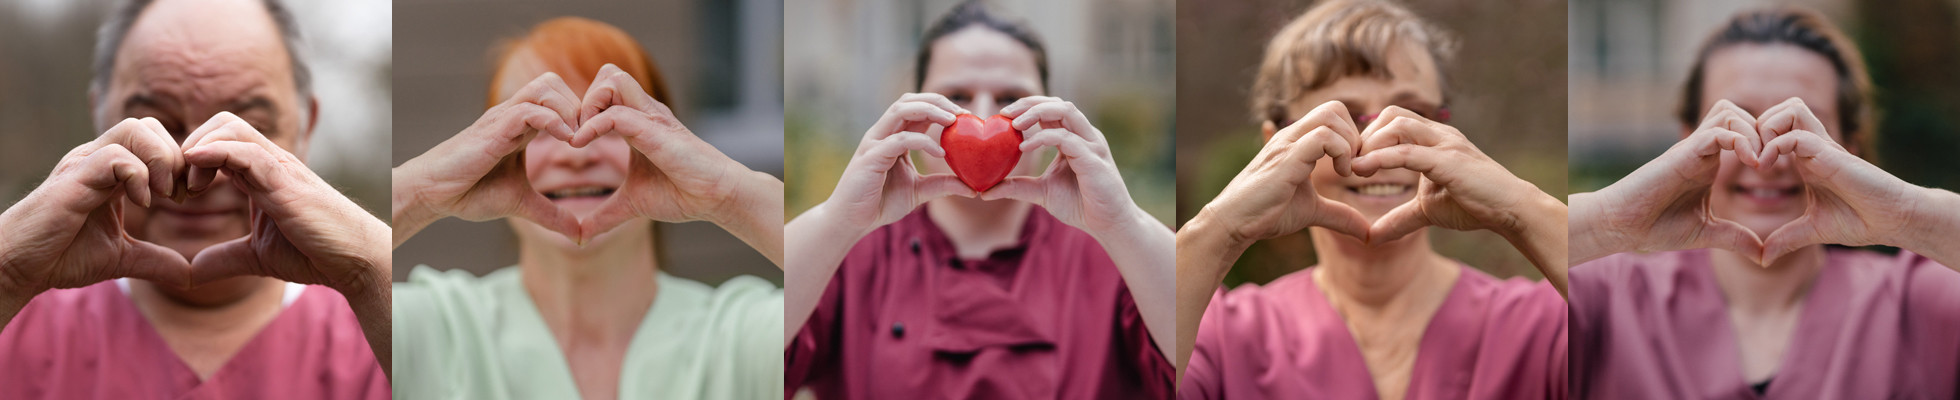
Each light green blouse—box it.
[392,266,783,400]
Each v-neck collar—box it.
[1696,249,1849,399]
[112,282,304,391]
[1299,263,1474,400]
[495,269,677,400]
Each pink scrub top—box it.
[0,281,388,399]
[1180,264,1567,400]
[786,206,1176,399]
[1571,248,1960,399]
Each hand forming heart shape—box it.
[568,64,751,244]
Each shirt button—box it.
[891,322,906,338]
[909,238,921,254]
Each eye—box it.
[947,92,972,104]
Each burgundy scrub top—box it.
[0,281,388,399]
[1181,264,1568,400]
[1571,248,1960,399]
[785,205,1175,399]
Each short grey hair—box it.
[91,0,313,105]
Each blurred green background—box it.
[1176,0,1571,287]
[784,0,1177,226]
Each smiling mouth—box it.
[1349,183,1412,197]
[542,186,617,200]
[1733,185,1801,200]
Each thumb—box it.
[1700,218,1766,265]
[118,238,193,290]
[1761,216,1823,266]
[977,176,1042,204]
[1367,201,1430,245]
[918,173,979,202]
[577,194,637,245]
[515,192,583,245]
[189,237,261,288]
[1313,199,1373,242]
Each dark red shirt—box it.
[786,205,1174,399]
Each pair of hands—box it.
[1198,100,1559,249]
[0,113,390,303]
[1578,98,1927,265]
[395,64,768,246]
[824,93,1153,240]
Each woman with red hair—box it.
[391,17,784,400]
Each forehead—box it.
[921,26,1041,90]
[1701,43,1839,118]
[110,0,293,102]
[1290,41,1442,113]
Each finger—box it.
[1010,99,1104,144]
[1687,126,1761,169]
[897,92,966,115]
[1756,129,1845,172]
[1761,216,1823,266]
[978,176,1044,203]
[1294,100,1361,152]
[1754,97,1828,144]
[1352,144,1444,178]
[183,140,285,193]
[576,106,705,162]
[579,195,638,244]
[860,132,943,169]
[579,64,660,124]
[511,102,579,144]
[1701,217,1766,265]
[506,72,581,131]
[997,96,1060,119]
[1357,116,1449,158]
[183,117,279,193]
[918,173,979,200]
[1367,198,1430,244]
[189,237,262,287]
[516,192,583,244]
[874,102,959,140]
[74,144,154,208]
[1314,199,1373,242]
[1695,100,1756,132]
[1280,126,1353,178]
[98,118,180,203]
[118,238,192,289]
[1021,129,1115,178]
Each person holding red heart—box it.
[783,1,1177,398]
[1566,7,1960,399]
[0,0,390,398]
[1175,1,1571,399]
[388,17,785,400]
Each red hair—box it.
[488,17,670,108]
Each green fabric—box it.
[393,266,783,400]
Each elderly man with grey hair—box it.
[0,0,390,398]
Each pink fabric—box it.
[1571,248,1960,399]
[785,205,1175,399]
[1180,265,1567,400]
[0,281,389,399]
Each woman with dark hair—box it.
[1568,7,1960,399]
[783,1,1176,398]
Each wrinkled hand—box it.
[980,96,1158,236]
[1751,98,1921,264]
[394,73,583,242]
[180,112,389,295]
[821,93,975,238]
[1194,100,1371,245]
[1352,106,1565,244]
[572,64,767,242]
[1582,100,1767,262]
[0,118,192,300]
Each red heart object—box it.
[941,114,1023,192]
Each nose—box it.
[973,93,999,118]
[534,137,602,170]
